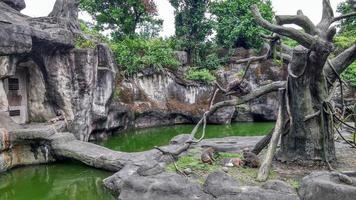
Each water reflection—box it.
[0,162,115,200]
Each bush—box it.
[110,37,181,75]
[75,20,108,49]
[341,62,356,87]
[185,68,216,84]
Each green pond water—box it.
[0,162,115,200]
[0,122,274,200]
[99,122,275,152]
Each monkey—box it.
[48,110,65,124]
[242,149,260,168]
[201,147,218,165]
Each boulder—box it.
[216,186,299,200]
[118,172,212,200]
[203,171,240,197]
[1,0,25,11]
[261,180,296,194]
[136,160,164,176]
[299,171,356,200]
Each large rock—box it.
[118,172,212,200]
[1,0,25,11]
[203,171,240,197]
[299,171,356,200]
[203,171,299,200]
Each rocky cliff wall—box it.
[0,0,116,141]
[0,0,289,142]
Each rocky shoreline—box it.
[1,121,356,200]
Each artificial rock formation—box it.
[0,0,117,141]
[0,0,285,142]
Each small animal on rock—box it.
[201,147,218,165]
[242,149,260,168]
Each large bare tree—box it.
[185,0,356,166]
[250,0,355,163]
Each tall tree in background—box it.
[79,0,161,40]
[169,0,213,63]
[210,0,274,49]
[335,0,356,86]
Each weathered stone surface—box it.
[0,81,8,111]
[170,134,193,145]
[216,186,299,200]
[261,180,296,194]
[203,171,240,197]
[174,51,188,65]
[299,171,356,200]
[118,172,212,200]
[0,112,20,130]
[0,56,16,79]
[1,0,26,11]
[103,165,139,195]
[136,160,164,176]
[25,60,56,122]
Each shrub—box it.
[341,62,356,86]
[110,37,181,75]
[75,20,108,49]
[185,68,216,84]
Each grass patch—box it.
[286,179,300,189]
[166,152,275,185]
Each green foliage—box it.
[334,29,356,49]
[166,152,278,185]
[185,68,216,84]
[210,0,274,49]
[74,36,96,49]
[335,1,356,86]
[110,37,180,75]
[336,1,355,33]
[79,0,161,40]
[282,37,298,48]
[341,62,356,86]
[166,154,220,173]
[75,21,104,49]
[169,0,213,62]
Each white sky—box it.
[22,0,344,37]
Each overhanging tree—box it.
[169,0,213,63]
[79,0,161,40]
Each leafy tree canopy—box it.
[169,0,213,62]
[210,0,274,49]
[79,0,162,40]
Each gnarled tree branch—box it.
[331,12,356,23]
[324,45,356,84]
[251,5,315,48]
[190,81,286,136]
[275,13,317,35]
[317,0,334,31]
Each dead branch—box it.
[257,88,286,181]
[331,12,356,23]
[275,13,317,35]
[252,128,274,155]
[251,5,315,48]
[190,81,286,136]
[317,0,335,31]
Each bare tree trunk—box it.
[274,37,337,163]
[257,89,285,181]
[250,0,356,164]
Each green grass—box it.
[166,151,281,186]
